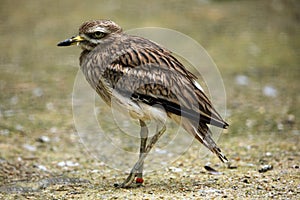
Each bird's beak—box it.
[57,35,85,47]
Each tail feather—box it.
[197,124,228,163]
[170,114,228,163]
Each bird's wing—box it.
[103,44,228,129]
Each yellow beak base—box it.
[57,35,85,46]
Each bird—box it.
[57,19,229,188]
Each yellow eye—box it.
[94,31,104,38]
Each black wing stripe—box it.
[131,92,227,128]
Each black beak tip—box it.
[57,42,64,46]
[57,39,72,47]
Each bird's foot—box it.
[114,181,144,188]
[114,174,144,188]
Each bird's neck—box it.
[79,50,90,66]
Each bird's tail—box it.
[196,123,228,163]
[174,116,228,163]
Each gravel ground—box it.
[0,131,299,199]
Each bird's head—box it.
[57,20,122,51]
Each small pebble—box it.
[246,119,256,128]
[227,163,238,169]
[242,178,249,183]
[155,148,167,154]
[245,163,255,167]
[257,185,264,190]
[57,161,79,167]
[34,164,48,171]
[46,102,55,111]
[15,124,24,131]
[292,130,299,135]
[235,75,249,86]
[259,165,273,173]
[37,136,50,143]
[265,152,272,157]
[90,169,100,173]
[50,127,57,133]
[0,129,10,136]
[277,123,284,131]
[4,110,15,117]
[57,161,66,167]
[263,86,277,97]
[23,144,37,152]
[204,165,223,175]
[198,188,222,195]
[169,166,183,173]
[32,87,44,97]
[286,114,295,124]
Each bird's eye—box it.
[93,31,104,38]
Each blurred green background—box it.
[0,0,298,140]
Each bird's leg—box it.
[115,124,166,188]
[135,120,148,185]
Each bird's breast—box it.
[80,51,114,105]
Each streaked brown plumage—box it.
[58,19,229,188]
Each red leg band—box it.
[136,177,144,184]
